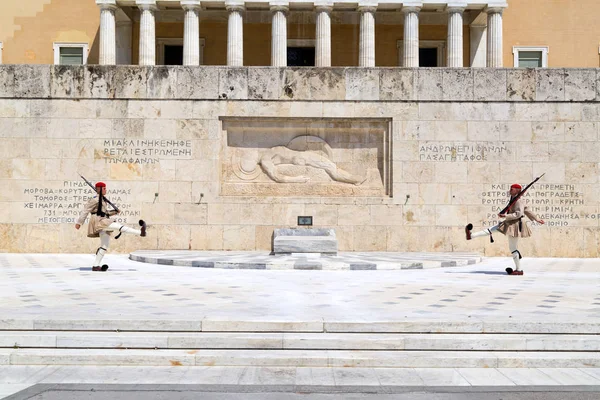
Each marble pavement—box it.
[1,254,600,398]
[1,253,598,321]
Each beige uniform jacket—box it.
[76,197,117,238]
[498,197,536,238]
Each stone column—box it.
[446,3,466,67]
[226,0,245,66]
[315,3,333,67]
[270,2,289,67]
[358,4,376,67]
[182,0,202,65]
[486,6,504,67]
[137,0,157,66]
[402,5,421,67]
[97,0,118,65]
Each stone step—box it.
[129,250,484,270]
[3,366,600,388]
[1,332,598,352]
[2,349,600,368]
[4,366,600,388]
[2,319,599,334]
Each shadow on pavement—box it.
[445,270,508,275]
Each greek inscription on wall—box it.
[22,181,140,224]
[419,142,510,162]
[480,184,597,227]
[102,139,192,164]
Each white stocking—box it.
[508,235,521,271]
[94,231,111,267]
[106,222,141,236]
[471,223,501,239]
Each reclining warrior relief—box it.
[233,135,367,185]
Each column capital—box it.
[225,0,245,12]
[484,6,507,14]
[402,2,422,14]
[358,6,377,13]
[358,1,377,13]
[486,0,508,7]
[136,0,157,11]
[270,1,289,13]
[315,6,333,13]
[315,0,333,12]
[181,0,202,10]
[483,0,508,14]
[446,2,467,12]
[96,0,118,10]
[402,6,421,14]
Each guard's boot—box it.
[139,220,147,237]
[92,266,102,272]
[101,264,109,271]
[465,224,473,240]
[506,268,523,275]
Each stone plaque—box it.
[220,117,390,197]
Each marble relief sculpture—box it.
[233,135,367,185]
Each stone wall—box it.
[0,65,599,257]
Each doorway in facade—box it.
[419,48,438,67]
[164,45,184,65]
[287,47,315,66]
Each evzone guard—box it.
[75,178,147,271]
[465,175,545,276]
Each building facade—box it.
[1,0,600,68]
[0,0,599,257]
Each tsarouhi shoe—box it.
[139,220,147,237]
[506,268,523,275]
[101,264,109,271]
[92,266,102,272]
[465,224,473,240]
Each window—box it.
[513,46,548,68]
[287,39,316,66]
[53,42,89,65]
[157,38,206,65]
[397,40,446,67]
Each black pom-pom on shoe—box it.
[465,224,473,240]
[139,220,147,237]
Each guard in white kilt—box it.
[465,183,545,276]
[75,181,146,271]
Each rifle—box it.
[479,173,545,244]
[498,173,545,215]
[78,174,120,213]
